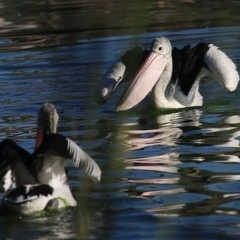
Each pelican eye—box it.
[158,47,163,51]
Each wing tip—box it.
[205,44,239,92]
[89,165,102,184]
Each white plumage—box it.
[204,44,239,92]
[94,36,239,111]
[0,103,101,215]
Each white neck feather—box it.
[150,61,179,108]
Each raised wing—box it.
[172,42,239,96]
[204,43,239,91]
[33,134,101,183]
[94,46,149,105]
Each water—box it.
[0,0,240,239]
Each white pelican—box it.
[94,37,239,111]
[0,103,101,215]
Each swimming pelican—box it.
[94,37,239,111]
[0,103,101,214]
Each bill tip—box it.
[115,106,121,112]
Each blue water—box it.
[0,1,240,239]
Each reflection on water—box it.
[119,127,182,150]
[0,0,240,239]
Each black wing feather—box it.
[0,139,37,185]
[32,134,69,158]
[121,47,150,77]
[5,184,53,203]
[172,42,210,96]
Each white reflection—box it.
[116,110,200,199]
[140,188,185,197]
[126,153,181,196]
[216,130,240,148]
[213,175,240,181]
[223,193,240,198]
[126,153,180,174]
[139,109,202,127]
[125,152,180,164]
[118,110,240,214]
[147,204,185,217]
[217,154,240,163]
[224,115,240,124]
[118,109,203,151]
[119,127,182,150]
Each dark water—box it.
[0,0,240,239]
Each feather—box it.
[204,44,239,91]
[33,134,101,183]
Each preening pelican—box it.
[94,37,239,111]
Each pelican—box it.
[0,103,101,215]
[94,37,239,111]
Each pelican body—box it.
[0,103,101,215]
[94,37,239,111]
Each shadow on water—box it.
[0,0,240,240]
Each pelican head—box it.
[150,37,172,59]
[116,37,172,112]
[35,103,59,149]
